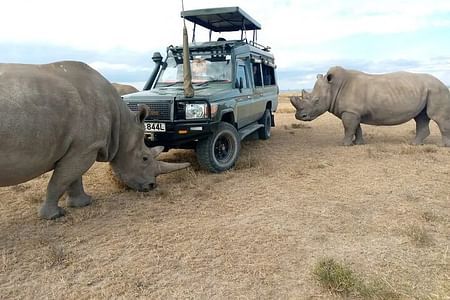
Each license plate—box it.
[144,122,166,132]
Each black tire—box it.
[258,109,272,140]
[196,122,240,173]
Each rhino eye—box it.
[143,157,148,161]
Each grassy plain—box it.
[1,94,449,299]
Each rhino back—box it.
[337,71,434,125]
[0,61,122,185]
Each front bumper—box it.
[144,120,219,148]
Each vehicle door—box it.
[235,58,253,128]
[249,59,267,123]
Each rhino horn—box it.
[300,89,306,99]
[301,89,312,99]
[157,161,190,175]
[290,96,301,108]
[150,146,164,158]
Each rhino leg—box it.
[431,110,450,146]
[341,112,361,146]
[39,153,96,219]
[413,110,430,145]
[354,125,365,145]
[435,122,450,147]
[442,136,450,147]
[66,177,92,208]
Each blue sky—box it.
[1,0,450,90]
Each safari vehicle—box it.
[122,7,279,172]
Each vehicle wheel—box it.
[196,122,240,173]
[258,109,272,140]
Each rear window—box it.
[262,64,276,86]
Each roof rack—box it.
[181,7,261,44]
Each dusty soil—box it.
[1,95,449,299]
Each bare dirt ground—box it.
[1,95,449,299]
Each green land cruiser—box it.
[122,7,279,172]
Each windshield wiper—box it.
[194,80,230,86]
[159,81,184,87]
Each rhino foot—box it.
[441,136,450,147]
[354,138,365,145]
[66,194,92,208]
[342,139,354,146]
[39,205,66,220]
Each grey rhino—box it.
[112,83,139,96]
[290,66,450,146]
[0,61,189,219]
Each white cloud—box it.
[2,0,450,89]
[261,0,450,47]
[2,0,449,53]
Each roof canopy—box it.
[181,7,261,32]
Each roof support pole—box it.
[240,18,244,40]
[192,23,196,43]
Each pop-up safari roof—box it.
[181,7,261,32]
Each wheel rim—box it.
[214,132,235,164]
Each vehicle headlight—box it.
[186,103,207,119]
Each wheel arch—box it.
[220,109,236,127]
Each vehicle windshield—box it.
[156,53,232,86]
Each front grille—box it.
[127,102,172,121]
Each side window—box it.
[252,63,263,87]
[236,63,249,89]
[262,64,276,86]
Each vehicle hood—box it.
[122,84,234,101]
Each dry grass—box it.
[291,123,311,129]
[276,93,297,113]
[421,211,440,223]
[313,258,401,299]
[404,224,434,247]
[313,258,357,295]
[1,93,450,299]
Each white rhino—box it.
[0,61,189,219]
[290,66,450,146]
[112,83,139,96]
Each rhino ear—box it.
[149,146,164,158]
[136,104,149,124]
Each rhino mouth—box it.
[119,176,156,192]
[138,183,155,192]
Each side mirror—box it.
[152,52,163,64]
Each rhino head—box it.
[290,73,334,121]
[110,105,190,191]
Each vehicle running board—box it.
[238,123,264,140]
